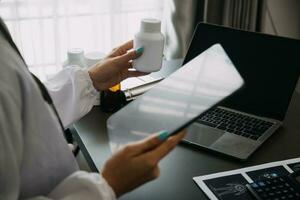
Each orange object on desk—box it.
[109,84,121,92]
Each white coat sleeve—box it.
[0,85,116,200]
[44,66,99,128]
[26,171,116,200]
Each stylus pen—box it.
[123,78,164,101]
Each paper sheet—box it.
[193,157,300,200]
[121,75,158,90]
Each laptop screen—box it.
[183,23,300,121]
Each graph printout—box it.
[193,157,300,200]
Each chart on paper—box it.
[193,157,300,200]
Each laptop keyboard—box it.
[197,107,274,140]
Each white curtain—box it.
[0,0,164,80]
[163,0,262,59]
[206,0,260,31]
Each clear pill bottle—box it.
[133,18,164,72]
[63,48,88,68]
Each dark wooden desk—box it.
[72,60,300,200]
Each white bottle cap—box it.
[140,18,161,33]
[67,48,84,61]
[66,48,87,68]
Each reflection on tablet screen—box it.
[107,44,244,151]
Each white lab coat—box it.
[0,28,116,199]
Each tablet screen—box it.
[107,44,244,147]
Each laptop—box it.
[184,23,300,160]
[107,44,244,150]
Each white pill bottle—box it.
[133,18,164,72]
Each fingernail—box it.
[157,130,169,141]
[135,47,144,55]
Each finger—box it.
[117,48,142,63]
[145,130,186,163]
[144,166,160,181]
[125,130,170,156]
[108,40,133,58]
[127,70,149,78]
[123,61,132,69]
[125,61,133,69]
[118,40,133,51]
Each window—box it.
[0,0,164,80]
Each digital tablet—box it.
[107,44,244,143]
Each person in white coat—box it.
[0,17,186,200]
